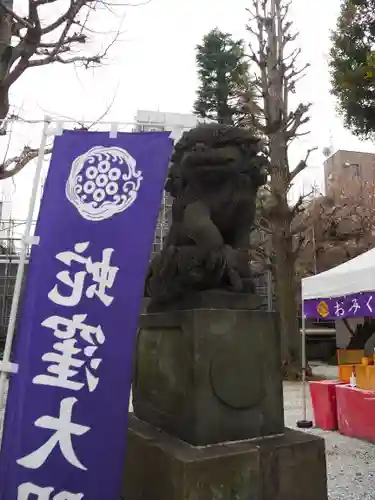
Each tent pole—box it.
[297,303,313,429]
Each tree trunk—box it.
[0,85,9,121]
[0,0,13,120]
[272,222,301,378]
[247,0,313,377]
[269,134,301,378]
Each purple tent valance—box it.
[304,291,375,320]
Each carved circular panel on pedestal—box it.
[209,339,265,410]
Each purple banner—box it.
[304,291,375,320]
[0,130,172,499]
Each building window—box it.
[137,124,165,132]
[344,162,360,177]
[352,164,360,177]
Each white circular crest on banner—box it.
[66,146,143,221]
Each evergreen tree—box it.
[194,28,256,126]
[330,0,375,138]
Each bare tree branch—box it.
[1,77,121,181]
[0,145,53,180]
[29,25,121,68]
[292,232,306,258]
[4,1,43,88]
[285,62,310,85]
[289,146,318,182]
[290,194,306,218]
[38,34,87,49]
[0,0,129,121]
[42,1,95,35]
[0,0,33,28]
[34,0,60,6]
[28,53,101,67]
[285,102,311,137]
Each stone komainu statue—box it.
[145,123,268,310]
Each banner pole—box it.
[297,303,313,429]
[0,117,51,431]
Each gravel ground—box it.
[310,361,339,380]
[1,380,375,498]
[284,381,375,500]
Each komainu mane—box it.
[145,123,268,311]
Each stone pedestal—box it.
[125,299,328,500]
[133,308,284,445]
[123,415,328,500]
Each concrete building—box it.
[324,149,375,205]
[134,109,200,135]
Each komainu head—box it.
[165,123,268,196]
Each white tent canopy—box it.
[302,247,375,301]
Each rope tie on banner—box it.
[23,235,40,246]
[0,361,18,375]
[109,123,118,139]
[49,121,64,137]
[169,127,184,143]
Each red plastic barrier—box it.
[336,384,375,443]
[309,380,342,430]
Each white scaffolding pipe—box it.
[5,117,194,129]
[0,117,51,446]
[0,258,29,264]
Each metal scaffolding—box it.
[152,191,172,256]
[0,218,35,343]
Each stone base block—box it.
[123,414,328,500]
[142,290,263,313]
[133,309,284,445]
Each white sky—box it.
[2,0,375,221]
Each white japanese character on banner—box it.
[367,295,373,313]
[348,298,361,314]
[48,242,119,307]
[17,483,83,500]
[334,301,345,317]
[17,397,90,471]
[33,314,105,392]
